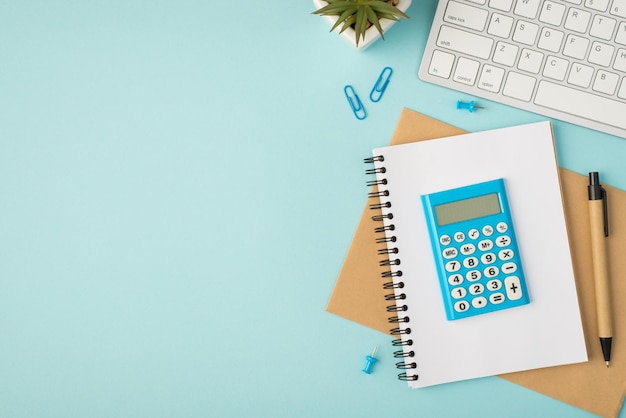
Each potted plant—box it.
[312,0,411,50]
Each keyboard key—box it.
[567,63,594,87]
[539,1,566,25]
[616,22,626,45]
[543,55,569,80]
[535,81,626,129]
[518,48,544,73]
[588,41,615,66]
[590,14,617,40]
[478,64,505,92]
[614,48,626,71]
[564,8,591,32]
[488,13,514,38]
[444,0,489,31]
[514,0,541,18]
[503,72,536,101]
[493,41,519,66]
[563,34,589,59]
[585,0,610,12]
[436,25,493,59]
[513,20,539,45]
[592,70,619,94]
[538,27,565,52]
[610,0,626,17]
[453,57,480,85]
[489,0,513,11]
[428,50,456,78]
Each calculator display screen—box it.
[434,193,501,226]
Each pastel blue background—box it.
[0,1,623,417]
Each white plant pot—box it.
[312,0,412,50]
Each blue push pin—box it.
[456,99,483,112]
[362,345,378,374]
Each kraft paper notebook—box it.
[327,109,626,417]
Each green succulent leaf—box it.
[313,0,409,46]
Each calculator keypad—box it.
[439,221,528,318]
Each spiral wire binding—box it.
[365,155,418,382]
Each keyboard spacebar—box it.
[535,81,626,130]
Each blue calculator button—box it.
[487,279,502,290]
[443,248,458,258]
[502,262,518,274]
[454,301,470,312]
[460,243,476,255]
[496,235,512,247]
[481,253,496,264]
[451,287,467,299]
[448,274,464,285]
[498,249,514,260]
[490,293,505,304]
[466,270,481,281]
[484,266,499,278]
[505,276,524,300]
[478,240,493,251]
[463,257,479,268]
[445,261,461,272]
[472,297,488,308]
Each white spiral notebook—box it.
[366,121,588,388]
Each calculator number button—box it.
[451,287,467,299]
[498,249,514,260]
[505,276,524,300]
[484,266,499,278]
[442,247,459,259]
[445,261,461,272]
[460,243,476,255]
[448,274,464,285]
[481,252,496,264]
[468,283,484,295]
[463,256,479,268]
[454,300,470,313]
[487,279,502,291]
[440,234,452,246]
[468,228,480,239]
[478,239,493,251]
[472,296,488,309]
[496,235,511,247]
[490,293,506,304]
[466,270,482,281]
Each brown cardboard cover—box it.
[327,108,626,418]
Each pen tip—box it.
[606,361,610,368]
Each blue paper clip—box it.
[369,67,393,102]
[344,85,366,120]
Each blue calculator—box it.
[421,179,530,320]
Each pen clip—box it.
[602,186,609,237]
[344,85,366,120]
[369,67,393,103]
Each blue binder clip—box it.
[344,85,366,120]
[369,67,393,103]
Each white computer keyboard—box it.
[418,0,626,138]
